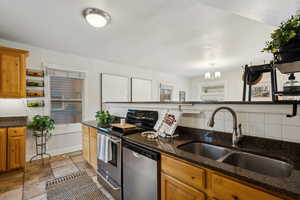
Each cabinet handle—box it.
[232,195,239,200]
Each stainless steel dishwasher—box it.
[123,141,160,200]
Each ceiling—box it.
[0,0,299,77]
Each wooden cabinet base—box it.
[0,127,26,172]
[82,125,97,169]
[161,173,205,200]
[161,154,286,200]
[0,128,7,172]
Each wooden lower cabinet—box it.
[161,154,286,200]
[0,128,7,172]
[0,127,26,172]
[211,174,282,200]
[89,127,97,169]
[82,125,97,169]
[161,173,205,200]
[82,125,90,162]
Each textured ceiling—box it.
[0,0,298,77]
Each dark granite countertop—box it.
[123,127,300,199]
[0,117,27,128]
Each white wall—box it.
[0,38,189,160]
[188,67,296,101]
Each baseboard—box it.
[26,145,82,161]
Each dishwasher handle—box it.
[123,141,160,161]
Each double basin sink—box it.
[177,142,293,178]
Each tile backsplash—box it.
[106,103,300,144]
[181,111,300,143]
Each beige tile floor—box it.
[0,151,115,200]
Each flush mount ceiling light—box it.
[83,8,111,28]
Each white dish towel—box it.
[97,134,112,163]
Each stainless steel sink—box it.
[177,142,293,178]
[177,142,231,160]
[221,152,293,178]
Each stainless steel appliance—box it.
[97,130,122,199]
[123,141,160,200]
[96,110,158,200]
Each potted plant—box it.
[28,115,55,137]
[262,14,300,63]
[95,110,113,127]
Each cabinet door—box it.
[0,128,7,172]
[211,174,283,200]
[0,52,26,98]
[161,173,205,200]
[82,125,90,162]
[89,128,97,169]
[7,136,25,170]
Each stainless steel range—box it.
[96,110,158,200]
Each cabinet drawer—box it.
[211,174,283,200]
[8,127,26,137]
[161,173,205,200]
[161,154,206,190]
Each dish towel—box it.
[97,134,112,163]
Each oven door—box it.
[97,131,122,185]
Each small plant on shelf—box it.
[95,110,113,127]
[262,14,300,62]
[28,115,55,137]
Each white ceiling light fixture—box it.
[83,8,111,28]
[204,63,221,79]
[214,71,221,78]
[205,72,211,79]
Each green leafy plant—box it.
[28,115,55,137]
[262,14,300,53]
[95,110,113,127]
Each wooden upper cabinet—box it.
[7,127,26,170]
[161,173,205,200]
[0,46,28,98]
[0,128,7,172]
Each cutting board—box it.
[111,123,136,130]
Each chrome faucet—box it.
[208,107,243,147]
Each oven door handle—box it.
[96,171,120,191]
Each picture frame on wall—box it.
[159,84,173,102]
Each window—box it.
[48,68,85,125]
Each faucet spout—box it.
[208,106,242,147]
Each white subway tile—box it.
[248,123,265,137]
[283,115,300,126]
[283,125,300,141]
[265,114,283,125]
[265,124,282,139]
[248,113,265,123]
